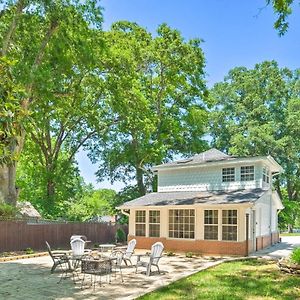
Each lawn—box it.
[138,259,300,300]
[280,233,300,236]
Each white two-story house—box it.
[118,149,284,255]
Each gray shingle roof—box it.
[118,188,267,208]
[154,148,232,168]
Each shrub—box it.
[25,248,34,255]
[185,252,193,258]
[115,228,126,243]
[291,247,300,264]
[166,251,175,256]
[0,203,18,219]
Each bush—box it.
[0,203,18,219]
[25,248,34,255]
[115,228,126,243]
[291,247,300,264]
[185,252,193,258]
[166,251,175,256]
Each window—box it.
[135,210,146,236]
[149,210,160,237]
[241,166,254,181]
[169,209,195,239]
[263,167,270,183]
[222,210,237,241]
[222,168,235,182]
[204,210,218,240]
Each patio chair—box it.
[109,250,124,282]
[114,239,136,266]
[45,241,71,273]
[70,234,87,242]
[122,239,136,266]
[135,242,164,276]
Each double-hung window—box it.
[204,210,218,240]
[263,166,270,183]
[222,167,235,182]
[135,210,146,236]
[169,209,195,239]
[241,166,254,181]
[222,210,237,241]
[149,210,160,237]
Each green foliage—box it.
[115,228,126,243]
[66,189,116,222]
[185,252,193,258]
[165,251,175,257]
[24,248,34,255]
[210,61,300,217]
[0,203,18,218]
[278,197,300,231]
[291,247,300,264]
[266,0,297,35]
[90,21,209,196]
[0,57,26,165]
[16,140,88,218]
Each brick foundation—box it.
[256,231,279,250]
[128,235,248,256]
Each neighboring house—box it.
[118,149,284,256]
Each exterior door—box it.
[252,210,256,252]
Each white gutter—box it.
[120,209,130,216]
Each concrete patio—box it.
[0,250,224,300]
[0,236,299,300]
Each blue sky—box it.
[76,0,300,191]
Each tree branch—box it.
[1,0,26,56]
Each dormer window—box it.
[241,166,254,181]
[222,168,235,182]
[263,167,270,183]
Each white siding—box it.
[254,192,272,236]
[158,163,263,192]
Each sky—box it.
[76,0,300,191]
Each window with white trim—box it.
[263,166,270,183]
[222,167,235,182]
[149,210,160,237]
[169,209,195,239]
[135,210,146,236]
[241,165,254,181]
[222,210,237,241]
[204,210,218,240]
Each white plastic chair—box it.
[136,242,164,276]
[70,237,85,258]
[122,239,137,266]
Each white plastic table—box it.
[99,244,116,252]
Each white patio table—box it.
[99,244,116,252]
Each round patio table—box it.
[99,244,116,252]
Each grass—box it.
[280,233,300,236]
[138,259,300,300]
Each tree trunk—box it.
[46,179,56,204]
[136,167,146,196]
[0,163,18,205]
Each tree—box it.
[266,0,299,35]
[90,21,208,196]
[16,139,88,218]
[210,61,300,217]
[66,189,116,222]
[0,0,103,205]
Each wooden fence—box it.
[0,220,128,252]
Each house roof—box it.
[117,188,267,209]
[152,148,283,173]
